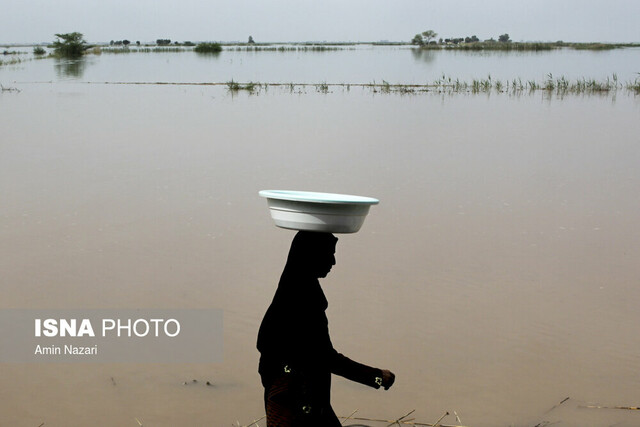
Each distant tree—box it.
[248,35,255,44]
[123,40,130,46]
[183,41,195,46]
[33,46,46,55]
[136,41,140,46]
[52,32,88,58]
[421,30,437,44]
[156,39,171,46]
[110,40,115,46]
[411,33,424,46]
[498,33,511,43]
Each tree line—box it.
[50,32,261,58]
[412,30,511,46]
[51,32,227,57]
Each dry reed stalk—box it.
[241,415,266,427]
[341,409,359,425]
[580,404,640,411]
[430,411,449,427]
[544,397,570,414]
[342,415,466,427]
[387,409,416,426]
[453,411,461,424]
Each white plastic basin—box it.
[259,190,379,233]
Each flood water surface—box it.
[4,45,640,84]
[1,51,640,426]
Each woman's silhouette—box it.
[257,231,395,426]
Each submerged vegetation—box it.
[2,49,27,55]
[228,45,351,52]
[1,83,21,92]
[52,32,90,58]
[444,41,639,51]
[445,41,555,51]
[357,74,638,96]
[226,80,257,93]
[429,40,639,51]
[629,74,640,94]
[1,50,28,66]
[0,57,24,66]
[412,29,640,51]
[194,42,222,53]
[0,48,49,66]
[230,74,638,97]
[316,82,330,93]
[87,74,639,98]
[95,46,188,54]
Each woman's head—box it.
[285,231,338,278]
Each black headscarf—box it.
[281,231,338,282]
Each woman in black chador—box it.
[257,231,395,426]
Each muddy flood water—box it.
[1,47,640,426]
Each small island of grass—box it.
[194,42,222,53]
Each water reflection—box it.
[54,57,88,79]
[195,51,221,59]
[410,47,436,64]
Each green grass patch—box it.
[567,43,617,50]
[2,50,27,55]
[443,41,555,51]
[226,80,257,93]
[99,47,188,54]
[315,82,329,93]
[0,57,23,66]
[194,42,222,53]
[229,45,350,52]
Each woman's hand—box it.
[381,369,395,390]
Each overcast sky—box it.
[3,0,640,44]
